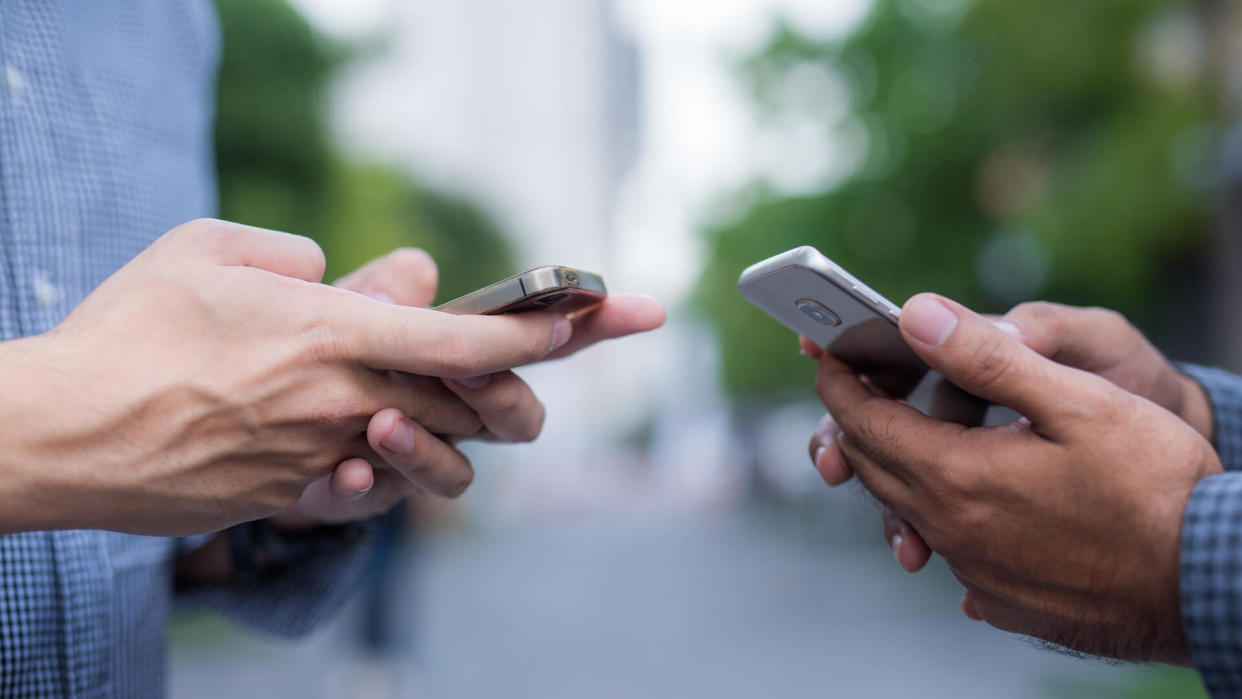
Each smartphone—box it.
[738,246,987,425]
[435,266,607,316]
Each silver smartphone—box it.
[738,246,987,425]
[436,266,607,316]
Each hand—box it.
[0,220,577,536]
[806,302,1216,576]
[813,294,1221,663]
[278,249,668,525]
[999,302,1212,440]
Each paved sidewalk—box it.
[170,509,1165,699]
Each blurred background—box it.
[169,0,1242,696]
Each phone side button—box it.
[850,283,883,306]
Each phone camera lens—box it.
[797,299,841,327]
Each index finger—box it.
[815,352,966,482]
[324,288,573,377]
[542,293,666,361]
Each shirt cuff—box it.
[1182,473,1242,695]
[1179,365,1242,472]
[179,520,375,639]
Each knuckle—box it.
[311,396,369,435]
[261,476,308,512]
[1084,305,1122,323]
[1058,380,1118,423]
[854,407,902,457]
[489,381,526,416]
[172,218,230,252]
[172,217,220,240]
[1008,301,1066,340]
[400,448,436,477]
[518,403,547,443]
[460,411,486,437]
[925,516,972,559]
[921,457,982,509]
[436,333,479,377]
[880,513,899,541]
[525,332,548,363]
[300,313,350,364]
[948,490,989,530]
[813,368,845,409]
[1089,384,1127,420]
[388,247,437,278]
[383,248,439,301]
[298,237,327,281]
[447,466,475,498]
[964,334,1018,392]
[1086,307,1129,333]
[1012,300,1063,322]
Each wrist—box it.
[1177,371,1214,444]
[0,333,84,532]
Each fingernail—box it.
[548,317,573,352]
[368,291,397,305]
[992,320,1022,340]
[891,533,904,562]
[904,296,958,346]
[351,483,373,501]
[813,445,826,466]
[454,374,492,390]
[380,419,416,455]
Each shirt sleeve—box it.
[1180,364,1242,472]
[175,521,375,639]
[1182,474,1242,696]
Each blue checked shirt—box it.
[0,2,370,697]
[1181,365,1242,697]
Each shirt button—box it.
[5,64,26,100]
[32,271,61,310]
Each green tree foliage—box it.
[695,0,1215,398]
[320,161,516,301]
[212,0,514,302]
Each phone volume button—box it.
[850,283,883,306]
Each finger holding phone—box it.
[741,246,1222,661]
[278,252,666,526]
[0,219,659,537]
[812,294,1220,663]
[806,300,1216,589]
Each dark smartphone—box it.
[436,266,607,316]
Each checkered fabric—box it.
[1185,365,1242,473]
[0,2,371,696]
[1181,365,1242,697]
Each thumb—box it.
[898,293,1079,425]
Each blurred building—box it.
[326,0,640,270]
[305,0,690,514]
